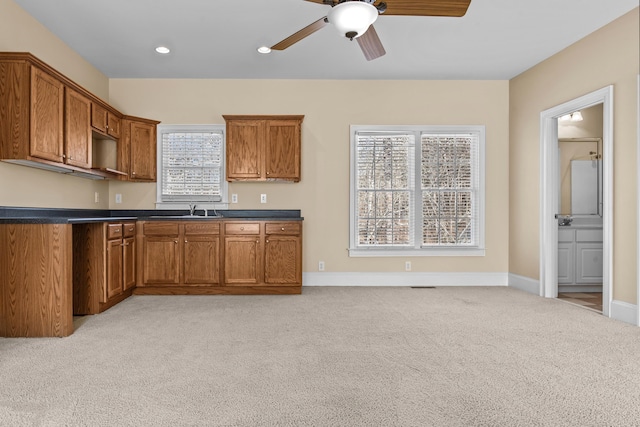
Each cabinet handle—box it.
[266,240,269,243]
[266,172,270,175]
[69,156,73,160]
[128,227,134,232]
[62,154,66,159]
[174,240,178,244]
[256,240,259,243]
[240,227,244,231]
[281,227,285,231]
[185,240,188,243]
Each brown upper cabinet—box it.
[223,115,304,182]
[91,102,121,139]
[119,116,160,182]
[0,52,159,180]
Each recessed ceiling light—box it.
[257,46,272,54]
[155,46,171,54]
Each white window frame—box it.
[156,124,229,210]
[349,125,486,257]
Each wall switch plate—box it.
[318,261,325,271]
[94,192,99,203]
[260,194,267,203]
[115,193,122,204]
[405,261,412,271]
[231,194,238,203]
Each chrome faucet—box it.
[188,204,197,216]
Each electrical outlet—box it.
[318,261,325,271]
[405,261,411,271]
[260,194,267,203]
[231,193,238,203]
[115,193,122,204]
[94,192,99,203]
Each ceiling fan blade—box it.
[304,0,472,17]
[271,17,328,51]
[357,25,386,61]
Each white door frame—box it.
[539,86,613,317]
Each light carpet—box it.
[1,286,640,426]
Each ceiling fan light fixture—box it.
[155,46,171,54]
[327,1,378,39]
[257,46,272,54]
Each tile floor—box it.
[557,292,603,313]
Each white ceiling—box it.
[13,0,639,80]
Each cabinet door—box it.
[557,242,574,284]
[64,88,92,168]
[265,235,301,285]
[224,236,262,285]
[107,112,121,139]
[576,243,603,283]
[122,236,136,291]
[184,236,220,285]
[226,120,263,180]
[265,120,300,181]
[105,238,124,301]
[30,67,64,162]
[143,236,180,285]
[129,121,156,181]
[91,102,108,133]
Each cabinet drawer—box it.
[123,222,136,237]
[107,224,123,240]
[576,229,603,243]
[185,222,220,235]
[224,223,260,235]
[265,222,301,235]
[143,222,179,236]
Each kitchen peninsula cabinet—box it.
[73,222,137,315]
[119,116,160,182]
[223,115,303,182]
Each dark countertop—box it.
[0,207,303,224]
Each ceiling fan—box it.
[270,0,472,61]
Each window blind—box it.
[161,130,224,202]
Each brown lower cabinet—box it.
[136,220,301,295]
[73,222,136,315]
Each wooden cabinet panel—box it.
[129,120,156,181]
[107,112,121,139]
[107,223,123,239]
[105,238,123,301]
[30,67,64,162]
[224,115,303,182]
[224,236,261,285]
[123,236,136,291]
[143,236,180,285]
[0,223,73,337]
[265,222,301,235]
[65,88,92,168]
[265,235,301,285]
[91,102,108,133]
[184,236,220,284]
[226,120,263,179]
[266,120,301,180]
[224,222,260,235]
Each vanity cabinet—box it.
[223,115,303,182]
[557,227,603,288]
[140,221,220,286]
[119,116,159,182]
[73,221,137,315]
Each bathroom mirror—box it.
[558,104,603,217]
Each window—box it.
[156,125,227,207]
[350,125,485,256]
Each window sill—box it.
[348,248,485,257]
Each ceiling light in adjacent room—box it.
[155,46,171,54]
[570,111,583,121]
[327,1,378,40]
[257,46,272,54]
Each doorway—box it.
[539,86,613,317]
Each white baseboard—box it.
[508,273,540,295]
[610,300,639,326]
[303,272,508,287]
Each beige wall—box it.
[108,79,510,274]
[509,8,639,303]
[0,0,111,209]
